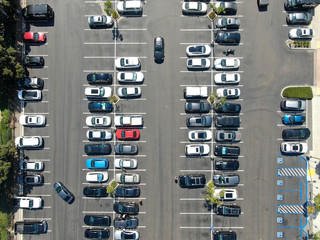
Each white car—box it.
[86,172,109,183]
[216,88,241,98]
[18,90,42,101]
[186,45,211,57]
[214,189,238,201]
[14,197,43,209]
[185,144,210,156]
[86,116,111,127]
[115,230,139,240]
[114,115,143,127]
[86,130,112,141]
[182,2,207,14]
[19,115,46,126]
[214,73,240,85]
[115,173,140,184]
[117,87,141,98]
[117,72,144,83]
[15,136,43,148]
[187,58,210,70]
[188,130,212,141]
[117,1,142,13]
[214,58,240,70]
[114,158,138,169]
[88,15,113,27]
[289,28,314,39]
[115,57,141,70]
[85,87,112,99]
[19,160,44,171]
[281,142,308,154]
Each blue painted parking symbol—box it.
[277,194,283,201]
[277,217,283,223]
[277,232,283,238]
[277,158,283,164]
[277,180,283,186]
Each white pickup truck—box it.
[114,115,143,127]
[184,87,208,99]
[14,197,43,209]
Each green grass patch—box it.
[282,87,313,99]
[0,110,12,145]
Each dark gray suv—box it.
[213,174,239,187]
[154,37,165,62]
[53,182,74,204]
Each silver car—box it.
[216,17,240,28]
[117,87,141,98]
[215,130,241,142]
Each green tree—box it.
[314,194,320,211]
[0,211,9,240]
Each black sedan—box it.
[115,186,140,197]
[154,36,165,62]
[185,102,211,113]
[17,77,43,89]
[213,231,237,240]
[179,174,206,188]
[215,160,239,171]
[23,56,44,67]
[84,215,111,226]
[282,128,310,140]
[83,186,108,197]
[113,202,139,215]
[214,145,240,157]
[88,102,113,112]
[53,182,75,204]
[214,103,241,113]
[214,31,241,44]
[114,217,139,229]
[215,116,240,128]
[84,228,110,239]
[87,73,112,84]
[84,144,112,155]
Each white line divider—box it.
[180,226,244,229]
[84,42,147,45]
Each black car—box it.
[84,215,111,226]
[18,77,44,89]
[88,102,113,112]
[214,31,241,44]
[216,2,237,15]
[113,201,139,215]
[83,186,108,197]
[115,186,140,197]
[114,144,138,155]
[214,145,240,157]
[284,0,320,10]
[84,143,112,155]
[114,217,139,229]
[179,174,206,188]
[215,116,240,128]
[214,103,241,113]
[215,160,239,171]
[53,181,74,204]
[216,205,241,216]
[213,231,237,240]
[15,221,48,234]
[185,102,211,113]
[186,116,212,127]
[17,174,44,185]
[87,73,113,84]
[154,36,165,62]
[23,56,45,67]
[84,228,110,239]
[282,128,310,140]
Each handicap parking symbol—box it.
[277,232,284,238]
[277,194,283,201]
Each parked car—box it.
[18,174,43,185]
[18,77,44,89]
[53,182,74,204]
[186,45,211,57]
[213,189,238,201]
[182,2,207,14]
[114,158,138,169]
[88,15,113,28]
[21,32,46,43]
[115,57,141,70]
[83,186,108,197]
[19,115,46,126]
[115,186,140,197]
[84,144,112,155]
[86,159,109,169]
[213,231,237,240]
[18,90,42,101]
[289,28,314,39]
[214,31,241,44]
[19,160,44,171]
[216,88,240,98]
[188,130,212,141]
[282,128,310,140]
[88,101,113,112]
[215,130,241,142]
[214,103,241,113]
[85,87,112,99]
[215,160,239,171]
[284,0,319,10]
[286,12,312,25]
[186,116,212,127]
[213,174,239,187]
[86,172,109,183]
[14,197,43,209]
[282,114,305,125]
[215,2,237,14]
[116,129,140,140]
[154,36,165,62]
[115,173,140,184]
[117,72,144,83]
[23,56,45,66]
[87,73,113,84]
[114,115,143,128]
[15,136,43,148]
[117,87,141,98]
[216,205,241,216]
[86,116,111,128]
[115,229,139,240]
[216,17,240,28]
[280,99,306,111]
[214,145,240,157]
[185,144,210,156]
[214,58,240,70]
[187,58,210,70]
[215,116,241,128]
[86,130,112,141]
[117,0,143,14]
[214,73,240,85]
[281,142,308,154]
[114,217,139,229]
[178,174,206,188]
[114,144,138,155]
[15,220,47,234]
[84,229,110,239]
[185,102,211,113]
[84,215,111,226]
[113,201,139,215]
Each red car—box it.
[116,129,140,140]
[21,32,46,43]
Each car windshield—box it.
[33,32,39,40]
[221,59,226,66]
[222,147,227,155]
[29,200,33,207]
[120,59,125,66]
[222,18,228,25]
[127,220,133,227]
[55,186,62,193]
[122,88,127,95]
[201,59,206,66]
[97,174,103,181]
[133,73,137,80]
[297,29,302,36]
[186,176,191,185]
[100,88,105,96]
[119,204,123,212]
[121,175,125,182]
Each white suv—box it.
[85,87,112,99]
[15,136,43,148]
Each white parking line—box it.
[84,42,147,45]
[180,226,244,229]
[180,42,210,45]
[43,206,51,209]
[84,56,116,59]
[31,159,50,161]
[28,54,48,57]
[43,171,51,173]
[180,198,244,201]
[27,194,51,197]
[44,147,50,150]
[23,112,49,115]
[84,28,147,31]
[180,29,211,31]
[44,183,51,185]
[82,210,146,214]
[23,218,52,220]
[180,212,244,215]
[83,70,114,73]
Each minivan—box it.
[117,1,143,14]
[23,4,53,21]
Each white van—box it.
[117,1,143,14]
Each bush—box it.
[0,212,9,240]
[282,87,313,99]
[314,194,320,211]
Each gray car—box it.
[280,99,306,111]
[114,144,138,155]
[213,174,240,187]
[216,17,240,29]
[53,182,74,204]
[186,116,212,127]
[114,217,139,229]
[286,12,312,25]
[215,130,241,142]
[185,102,211,113]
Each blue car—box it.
[282,114,305,125]
[88,101,113,112]
[86,159,109,169]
